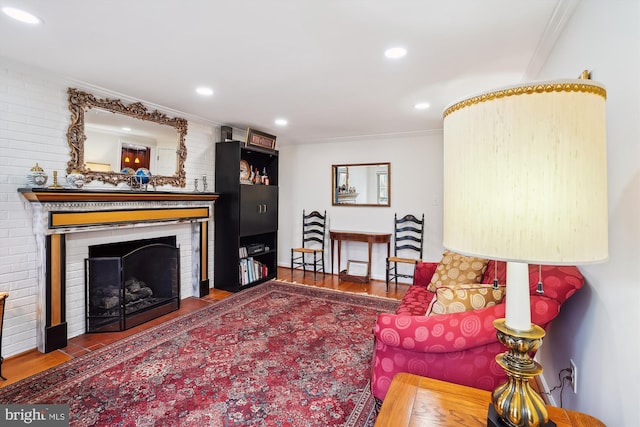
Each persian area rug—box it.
[0,281,398,426]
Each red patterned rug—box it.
[0,281,398,426]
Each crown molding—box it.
[523,0,580,81]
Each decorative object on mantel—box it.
[26,163,48,188]
[48,171,64,189]
[135,167,151,186]
[246,128,277,150]
[65,169,85,189]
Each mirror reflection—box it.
[332,163,390,206]
[84,109,179,176]
[67,88,187,187]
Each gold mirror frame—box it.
[66,87,187,187]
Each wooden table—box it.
[329,230,391,282]
[374,373,605,427]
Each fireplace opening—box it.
[86,236,180,333]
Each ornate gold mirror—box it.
[331,162,390,206]
[66,87,187,187]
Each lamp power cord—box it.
[540,367,573,407]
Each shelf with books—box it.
[214,141,278,292]
[239,257,271,287]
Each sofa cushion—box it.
[428,250,488,292]
[396,284,435,316]
[428,283,505,315]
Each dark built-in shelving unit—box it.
[214,141,278,292]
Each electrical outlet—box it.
[569,359,577,393]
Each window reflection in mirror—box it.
[331,163,390,207]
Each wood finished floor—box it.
[0,267,409,388]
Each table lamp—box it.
[442,73,608,427]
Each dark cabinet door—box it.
[240,185,278,236]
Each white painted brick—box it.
[7,276,37,290]
[1,60,216,358]
[5,319,38,343]
[10,262,34,274]
[0,270,30,284]
[1,286,34,301]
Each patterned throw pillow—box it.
[427,250,489,292]
[428,284,505,315]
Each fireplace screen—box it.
[86,242,180,332]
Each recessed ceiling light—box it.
[196,87,213,96]
[2,7,42,24]
[384,47,407,59]
[274,118,288,126]
[121,127,132,132]
[414,102,430,110]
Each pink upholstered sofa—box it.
[371,259,585,402]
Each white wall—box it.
[278,132,444,280]
[0,57,216,357]
[534,1,639,425]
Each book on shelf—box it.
[239,257,269,286]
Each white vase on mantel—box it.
[26,163,48,188]
[66,170,85,189]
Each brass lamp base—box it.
[489,319,554,427]
[488,404,556,427]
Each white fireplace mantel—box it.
[19,188,219,353]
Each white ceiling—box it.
[0,0,577,146]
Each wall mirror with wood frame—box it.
[331,162,390,207]
[66,87,187,187]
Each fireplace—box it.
[19,188,217,352]
[86,236,180,333]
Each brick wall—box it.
[0,58,216,357]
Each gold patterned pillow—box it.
[427,250,489,292]
[428,284,505,315]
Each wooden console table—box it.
[329,230,391,282]
[375,373,605,427]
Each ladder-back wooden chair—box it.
[291,210,326,281]
[0,292,8,380]
[386,213,424,290]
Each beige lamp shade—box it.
[442,80,608,265]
